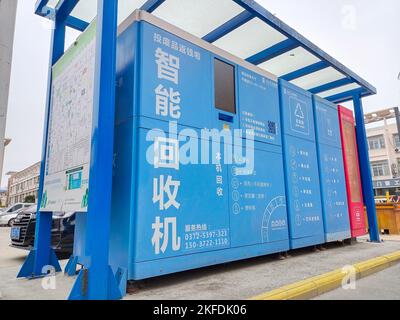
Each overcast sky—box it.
[3,0,400,187]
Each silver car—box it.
[0,203,34,227]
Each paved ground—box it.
[0,227,74,300]
[315,263,400,300]
[0,226,399,300]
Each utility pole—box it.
[0,0,18,186]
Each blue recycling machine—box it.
[111,12,290,281]
[107,11,354,281]
[22,0,381,300]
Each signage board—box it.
[41,23,96,212]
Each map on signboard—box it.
[41,22,96,212]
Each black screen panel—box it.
[214,58,236,114]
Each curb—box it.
[250,250,400,300]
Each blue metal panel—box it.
[313,97,342,148]
[133,239,288,280]
[326,88,368,104]
[72,213,87,263]
[279,80,315,142]
[309,78,353,95]
[110,19,142,281]
[353,95,380,242]
[246,39,298,65]
[238,66,281,146]
[317,143,351,241]
[282,135,325,248]
[139,23,213,129]
[110,120,135,274]
[134,128,230,263]
[115,22,139,123]
[203,11,254,43]
[279,80,324,249]
[229,142,288,247]
[129,125,290,278]
[281,61,328,81]
[313,96,351,242]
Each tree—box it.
[24,195,36,204]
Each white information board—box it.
[41,23,96,212]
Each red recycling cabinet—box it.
[338,106,367,237]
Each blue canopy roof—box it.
[34,0,376,104]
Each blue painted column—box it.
[69,0,122,300]
[17,13,66,278]
[353,94,380,242]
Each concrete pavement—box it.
[0,227,74,300]
[314,264,400,300]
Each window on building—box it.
[394,134,400,148]
[371,160,390,177]
[214,58,236,114]
[368,135,386,150]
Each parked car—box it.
[10,206,75,254]
[0,203,34,227]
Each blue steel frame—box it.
[19,0,122,300]
[17,1,69,279]
[68,0,122,299]
[353,95,380,242]
[25,0,380,300]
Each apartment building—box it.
[7,162,40,206]
[367,121,400,196]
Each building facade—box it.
[0,188,7,207]
[7,162,40,206]
[367,122,400,196]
